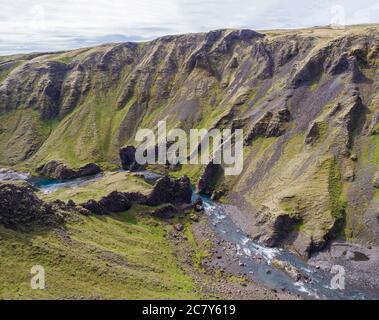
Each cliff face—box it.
[1,25,379,256]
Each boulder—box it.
[194,197,204,212]
[211,189,226,201]
[80,191,147,215]
[98,191,132,213]
[147,176,192,206]
[37,161,100,180]
[174,223,184,232]
[343,165,355,182]
[120,145,141,171]
[0,182,64,230]
[76,163,101,177]
[272,259,305,282]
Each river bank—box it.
[1,167,378,299]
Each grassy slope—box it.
[0,207,200,299]
[40,171,152,203]
[0,173,205,299]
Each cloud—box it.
[0,0,378,55]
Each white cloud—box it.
[0,0,378,55]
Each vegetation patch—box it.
[0,207,200,299]
[184,223,211,271]
[328,157,347,220]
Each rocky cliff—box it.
[1,25,379,257]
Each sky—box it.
[0,0,379,55]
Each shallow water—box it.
[0,168,30,181]
[28,173,103,194]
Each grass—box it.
[52,56,74,65]
[328,157,347,220]
[184,222,211,271]
[0,61,23,84]
[0,206,201,299]
[40,171,152,203]
[280,196,301,218]
[368,135,379,165]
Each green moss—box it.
[184,224,210,271]
[317,121,328,141]
[368,136,379,165]
[52,56,73,64]
[328,157,347,220]
[280,196,303,218]
[294,221,305,232]
[40,171,152,203]
[0,207,200,299]
[0,61,23,84]
[309,79,319,92]
[170,164,203,184]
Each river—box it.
[1,168,377,300]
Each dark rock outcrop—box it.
[194,197,204,212]
[122,192,148,204]
[243,108,291,145]
[211,189,226,201]
[79,176,192,216]
[260,213,300,248]
[81,199,110,215]
[0,182,64,230]
[332,95,366,155]
[147,176,192,206]
[196,162,223,196]
[120,145,141,171]
[305,121,322,145]
[149,204,180,219]
[80,191,146,215]
[98,191,132,213]
[37,161,101,180]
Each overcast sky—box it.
[0,0,378,55]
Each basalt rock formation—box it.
[146,176,192,206]
[1,25,379,257]
[80,176,191,216]
[120,145,142,171]
[37,161,101,180]
[81,191,146,215]
[0,182,64,230]
[196,162,224,196]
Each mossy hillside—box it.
[26,91,126,168]
[0,109,53,166]
[0,207,200,299]
[0,61,23,84]
[328,157,347,220]
[40,171,153,203]
[184,222,211,271]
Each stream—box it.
[1,168,377,300]
[197,194,373,300]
